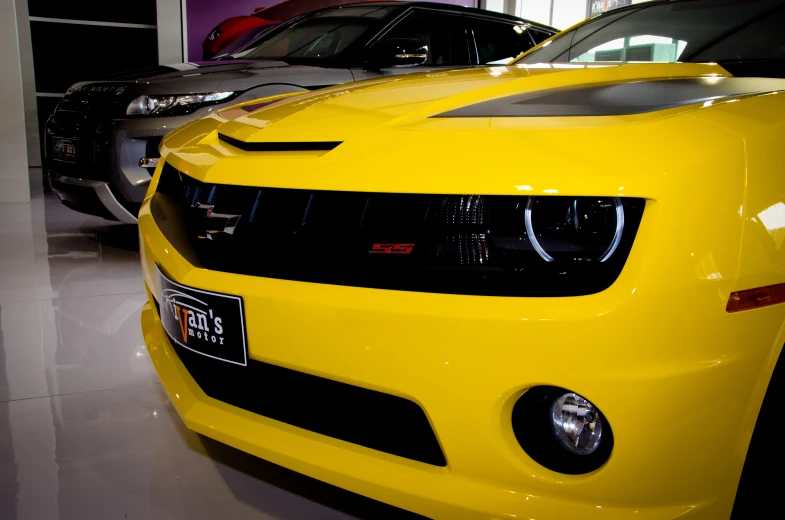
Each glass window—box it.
[571,35,688,63]
[517,0,785,66]
[515,7,636,64]
[233,6,393,62]
[519,1,551,26]
[376,11,469,66]
[485,0,505,14]
[471,19,536,65]
[528,27,555,46]
[689,8,785,63]
[552,0,590,30]
[588,0,635,17]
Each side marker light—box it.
[727,283,785,312]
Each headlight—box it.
[525,196,624,263]
[156,166,646,297]
[126,92,235,116]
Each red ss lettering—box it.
[369,243,414,254]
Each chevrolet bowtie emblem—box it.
[192,203,241,240]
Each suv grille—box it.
[57,84,136,117]
[153,163,643,296]
[44,112,112,181]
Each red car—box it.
[203,0,389,60]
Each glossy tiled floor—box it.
[0,171,418,520]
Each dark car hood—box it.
[106,60,289,80]
[69,60,343,96]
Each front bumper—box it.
[44,111,204,222]
[140,198,783,519]
[146,300,637,519]
[49,171,138,223]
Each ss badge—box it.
[369,243,415,254]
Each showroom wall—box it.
[158,0,185,65]
[20,0,162,166]
[1,0,29,202]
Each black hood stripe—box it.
[433,77,785,118]
[218,133,341,152]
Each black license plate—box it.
[156,265,248,366]
[52,136,78,163]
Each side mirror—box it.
[367,38,429,70]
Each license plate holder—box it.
[156,265,248,366]
[52,136,78,164]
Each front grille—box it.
[44,111,112,180]
[154,163,643,296]
[44,83,136,178]
[154,301,446,466]
[57,83,136,117]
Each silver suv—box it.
[45,2,554,222]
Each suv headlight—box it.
[126,92,235,116]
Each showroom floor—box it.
[0,170,417,520]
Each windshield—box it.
[214,24,279,59]
[231,6,394,63]
[516,0,785,73]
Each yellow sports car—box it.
[140,0,785,518]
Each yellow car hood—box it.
[154,60,785,319]
[160,61,760,198]
[212,62,730,143]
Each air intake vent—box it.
[218,133,341,152]
[153,300,447,467]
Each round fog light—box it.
[551,392,603,455]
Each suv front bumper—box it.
[44,111,201,222]
[48,171,138,223]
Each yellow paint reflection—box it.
[757,202,785,250]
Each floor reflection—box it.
[0,171,421,520]
[154,387,424,520]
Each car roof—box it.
[337,1,557,32]
[587,0,773,17]
[570,0,783,32]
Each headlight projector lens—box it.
[551,392,602,455]
[525,196,625,263]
